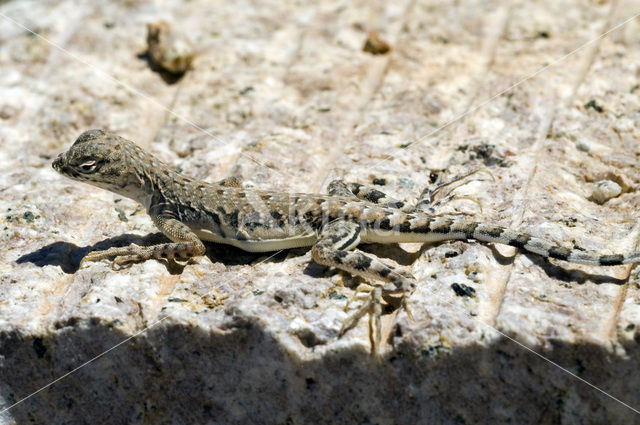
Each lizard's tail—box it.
[464,222,638,266]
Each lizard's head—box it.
[53,129,154,199]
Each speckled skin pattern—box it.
[52,129,640,353]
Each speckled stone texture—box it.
[1,0,640,424]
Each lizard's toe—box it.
[112,256,137,270]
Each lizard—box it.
[52,129,640,354]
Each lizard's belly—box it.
[194,228,318,252]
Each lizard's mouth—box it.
[52,153,66,174]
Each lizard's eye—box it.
[78,160,98,173]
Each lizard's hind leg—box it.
[327,179,410,211]
[414,168,494,213]
[215,176,243,187]
[311,220,417,355]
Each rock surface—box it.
[1,0,640,424]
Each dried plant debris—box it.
[363,31,391,55]
[146,21,196,75]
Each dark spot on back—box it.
[548,246,571,261]
[270,210,285,227]
[353,255,372,270]
[485,227,504,238]
[399,221,411,233]
[412,222,430,233]
[599,254,624,266]
[335,250,348,259]
[333,250,348,264]
[457,222,478,237]
[509,234,531,249]
[365,190,386,203]
[225,210,239,228]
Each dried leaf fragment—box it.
[363,31,391,55]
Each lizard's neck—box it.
[139,160,197,211]
[113,148,196,211]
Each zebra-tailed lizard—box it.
[53,129,640,354]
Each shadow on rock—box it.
[16,233,166,274]
[1,317,638,425]
[137,51,186,85]
[17,233,279,274]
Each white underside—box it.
[195,228,318,252]
[195,228,465,252]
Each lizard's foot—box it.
[341,284,383,357]
[429,194,484,216]
[340,276,415,357]
[80,239,205,270]
[416,167,494,212]
[80,244,144,270]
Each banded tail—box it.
[452,221,640,266]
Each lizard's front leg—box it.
[311,220,417,355]
[81,215,205,269]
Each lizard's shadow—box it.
[486,245,627,285]
[17,233,265,275]
[19,236,627,286]
[303,243,633,286]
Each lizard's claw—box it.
[340,285,383,358]
[402,295,414,321]
[429,167,495,204]
[111,256,137,270]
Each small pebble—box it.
[451,283,476,298]
[575,140,590,152]
[591,180,621,204]
[147,21,196,74]
[398,177,414,188]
